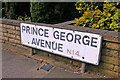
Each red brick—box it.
[0,32,2,36]
[3,33,8,36]
[16,26,20,31]
[7,29,14,34]
[0,26,2,29]
[8,34,16,38]
[7,29,20,35]
[15,40,20,44]
[103,42,119,50]
[55,55,73,64]
[0,36,2,40]
[3,25,14,30]
[36,50,48,57]
[0,28,2,32]
[2,28,8,33]
[48,53,56,59]
[1,32,4,36]
[98,63,114,71]
[102,69,118,78]
[15,31,20,35]
[2,40,5,43]
[21,45,30,50]
[73,60,82,67]
[101,49,118,57]
[16,45,30,51]
[2,24,5,28]
[9,38,15,43]
[0,39,2,43]
[0,24,2,27]
[114,66,119,72]
[118,66,120,73]
[4,25,8,29]
[2,36,8,41]
[101,56,118,65]
[16,35,21,40]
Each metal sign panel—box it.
[20,23,102,65]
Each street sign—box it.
[20,23,102,65]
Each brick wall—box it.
[1,19,120,78]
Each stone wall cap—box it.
[55,20,120,43]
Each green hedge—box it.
[2,2,30,19]
[30,2,78,24]
[74,2,120,32]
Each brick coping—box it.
[1,18,120,43]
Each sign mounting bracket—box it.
[81,62,86,73]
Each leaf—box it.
[83,24,86,27]
[95,6,98,9]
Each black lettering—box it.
[26,26,30,34]
[53,31,59,39]
[36,39,41,46]
[31,38,36,45]
[41,39,44,47]
[66,33,73,42]
[44,29,49,37]
[22,25,25,32]
[45,41,51,49]
[74,34,81,44]
[58,43,63,52]
[60,32,65,41]
[82,35,90,45]
[33,27,38,35]
[38,28,43,36]
[91,37,97,48]
[52,42,57,50]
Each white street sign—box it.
[20,23,102,65]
